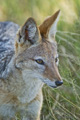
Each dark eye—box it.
[55,57,59,65]
[55,57,58,62]
[35,59,44,65]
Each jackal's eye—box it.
[35,59,44,65]
[55,57,59,65]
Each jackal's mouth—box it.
[49,85,57,88]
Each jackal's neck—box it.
[18,76,43,103]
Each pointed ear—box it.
[17,18,40,45]
[39,10,60,42]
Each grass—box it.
[0,0,80,119]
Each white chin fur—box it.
[42,79,57,88]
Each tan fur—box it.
[39,10,60,37]
[0,10,63,120]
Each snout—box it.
[49,80,63,88]
[45,79,63,88]
[55,81,63,86]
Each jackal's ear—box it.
[39,10,60,42]
[17,18,40,45]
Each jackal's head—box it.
[15,10,63,88]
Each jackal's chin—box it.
[44,80,57,88]
[40,78,56,88]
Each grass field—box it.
[0,0,80,119]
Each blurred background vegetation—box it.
[0,0,80,119]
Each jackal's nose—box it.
[55,81,63,86]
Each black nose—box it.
[55,81,63,86]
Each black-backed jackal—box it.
[0,10,63,120]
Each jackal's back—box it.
[0,22,19,77]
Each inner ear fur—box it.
[18,18,40,44]
[39,10,60,39]
[15,18,40,55]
